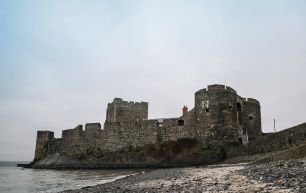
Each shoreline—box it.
[60,161,301,193]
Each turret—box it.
[241,98,262,140]
[193,84,262,146]
[194,84,241,147]
[33,131,54,162]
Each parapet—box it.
[37,131,54,140]
[111,98,148,108]
[85,123,101,131]
[225,86,237,94]
[134,101,149,107]
[114,98,123,102]
[62,125,83,139]
[195,88,207,95]
[207,84,226,91]
[243,98,260,105]
[195,84,237,96]
[206,84,237,94]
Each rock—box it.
[240,158,306,192]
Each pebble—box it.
[60,160,305,193]
[239,159,306,193]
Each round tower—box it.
[241,98,262,140]
[194,84,242,147]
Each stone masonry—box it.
[33,84,262,162]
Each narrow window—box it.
[229,104,233,111]
[237,103,242,112]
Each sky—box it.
[0,0,306,161]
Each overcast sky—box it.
[1,0,306,161]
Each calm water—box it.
[0,162,139,193]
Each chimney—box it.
[182,106,188,117]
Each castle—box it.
[33,84,262,162]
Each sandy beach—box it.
[61,160,306,193]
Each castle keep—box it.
[33,84,262,163]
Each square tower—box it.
[104,98,148,128]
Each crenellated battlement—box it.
[85,123,101,131]
[207,84,226,91]
[36,131,54,140]
[242,98,260,105]
[225,86,237,94]
[195,88,207,96]
[38,130,53,133]
[37,130,54,135]
[112,98,148,106]
[196,84,237,95]
[207,84,237,94]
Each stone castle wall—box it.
[104,98,148,128]
[226,123,306,158]
[34,131,54,161]
[33,84,263,162]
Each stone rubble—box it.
[240,159,306,193]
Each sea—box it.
[0,161,140,193]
